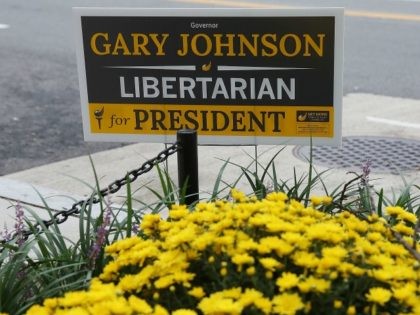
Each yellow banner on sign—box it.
[89,103,334,137]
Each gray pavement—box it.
[1,0,420,175]
[1,93,420,240]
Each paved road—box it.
[0,0,419,175]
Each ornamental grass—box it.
[25,190,419,315]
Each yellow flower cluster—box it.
[26,191,420,315]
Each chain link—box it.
[0,142,180,251]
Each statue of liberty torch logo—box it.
[94,107,104,129]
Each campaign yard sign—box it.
[73,8,343,145]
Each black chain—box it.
[0,142,180,251]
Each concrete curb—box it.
[1,93,419,236]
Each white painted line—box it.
[366,116,420,129]
[0,24,10,29]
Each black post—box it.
[177,129,199,205]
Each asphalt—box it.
[1,92,420,240]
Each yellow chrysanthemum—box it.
[310,195,332,206]
[386,206,417,224]
[23,191,420,315]
[258,237,294,256]
[238,289,272,314]
[43,298,58,309]
[276,272,300,291]
[169,205,190,220]
[231,188,249,203]
[259,257,283,271]
[385,206,405,216]
[26,306,51,315]
[140,214,162,235]
[392,283,417,303]
[366,254,395,267]
[297,276,331,293]
[272,293,305,315]
[392,222,415,236]
[333,300,343,309]
[281,232,310,250]
[153,305,170,315]
[188,287,206,299]
[365,287,392,305]
[346,305,356,315]
[172,309,197,315]
[266,192,288,202]
[398,211,417,224]
[306,222,346,244]
[322,246,348,259]
[198,293,243,315]
[292,251,320,269]
[366,232,383,242]
[231,253,255,266]
[127,295,152,313]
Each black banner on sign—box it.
[74,8,343,145]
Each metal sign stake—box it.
[177,129,199,206]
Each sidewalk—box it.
[1,93,420,239]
